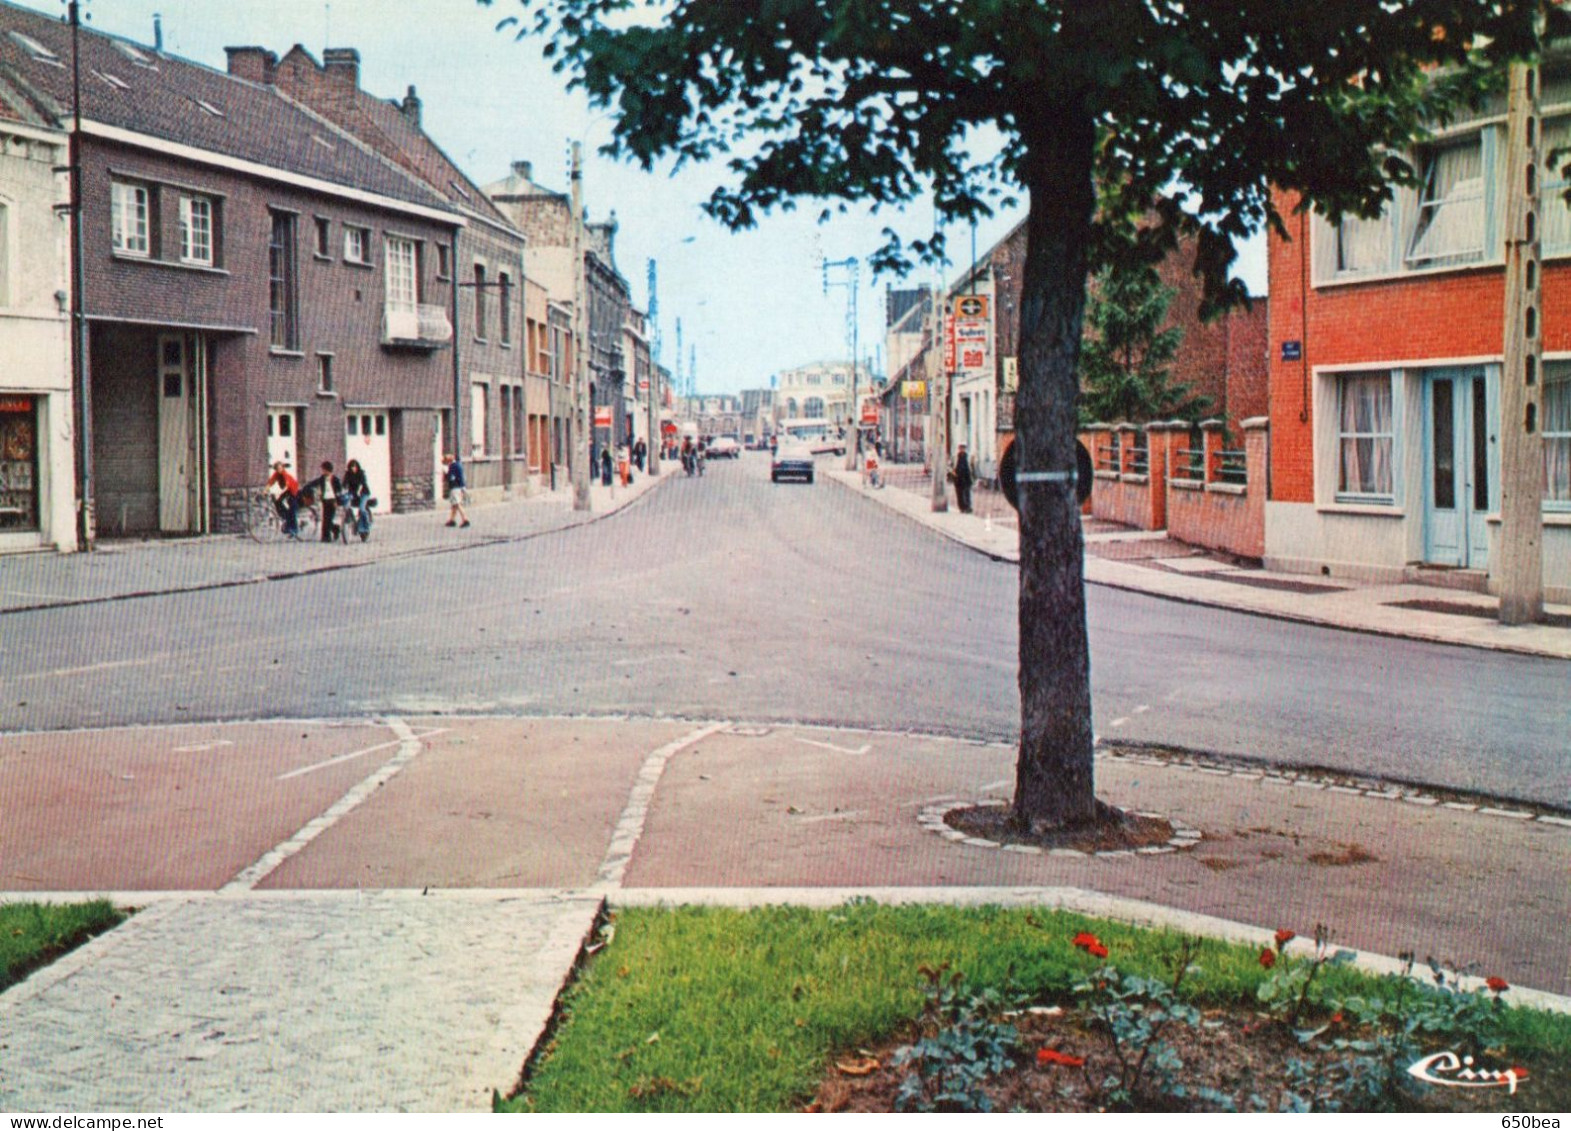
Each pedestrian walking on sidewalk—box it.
[444,453,471,528]
[633,437,647,472]
[954,444,974,513]
[600,446,613,486]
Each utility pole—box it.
[1499,57,1545,624]
[930,288,949,512]
[569,142,591,511]
[67,0,94,550]
[822,256,862,476]
[646,258,661,476]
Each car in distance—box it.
[771,441,815,484]
[707,436,741,459]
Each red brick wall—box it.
[1266,187,1571,503]
[1224,298,1270,422]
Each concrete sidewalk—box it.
[827,463,1571,660]
[0,467,667,617]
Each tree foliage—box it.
[1078,263,1203,426]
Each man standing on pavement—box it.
[444,452,470,528]
[302,461,344,542]
[954,443,974,514]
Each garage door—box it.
[346,410,392,508]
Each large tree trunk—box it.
[1012,110,1099,832]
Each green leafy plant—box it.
[1256,924,1357,1036]
[889,964,1021,1112]
[1071,932,1213,1108]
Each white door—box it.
[267,408,299,474]
[346,409,392,507]
[157,334,198,533]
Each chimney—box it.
[400,84,421,126]
[153,13,163,52]
[511,160,533,184]
[323,47,361,89]
[225,46,278,85]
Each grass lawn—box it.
[504,902,1571,1113]
[0,900,125,994]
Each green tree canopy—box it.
[1078,263,1205,426]
[487,0,1561,830]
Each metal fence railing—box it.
[1216,449,1248,486]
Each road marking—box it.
[18,654,168,681]
[794,737,871,755]
[277,729,448,781]
[594,722,728,892]
[1111,717,1129,728]
[612,652,690,667]
[223,717,427,893]
[1133,704,1150,715]
[173,739,234,753]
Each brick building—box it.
[260,45,531,503]
[0,2,460,538]
[959,215,1267,481]
[1266,54,1571,602]
[484,161,632,472]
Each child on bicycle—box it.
[341,458,372,539]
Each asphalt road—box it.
[2,452,1567,806]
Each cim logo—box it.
[1407,1051,1529,1094]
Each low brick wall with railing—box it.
[1082,416,1268,560]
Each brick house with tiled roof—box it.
[260,44,542,500]
[0,0,462,538]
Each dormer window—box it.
[448,180,472,201]
[311,134,335,151]
[193,98,225,119]
[112,40,157,68]
[92,69,131,91]
[8,32,61,65]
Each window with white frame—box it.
[1407,138,1485,267]
[1545,361,1571,506]
[471,381,489,458]
[111,181,149,256]
[1541,117,1571,255]
[178,194,213,266]
[343,225,369,265]
[1337,371,1395,501]
[385,236,419,311]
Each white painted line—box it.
[794,737,872,756]
[1110,717,1129,728]
[223,717,427,893]
[18,654,168,681]
[172,740,235,753]
[611,652,690,667]
[276,728,448,781]
[1132,705,1150,715]
[594,722,728,892]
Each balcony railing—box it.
[382,303,453,349]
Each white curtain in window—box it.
[385,237,418,311]
[1542,118,1571,254]
[1339,373,1394,497]
[1408,142,1484,264]
[1545,365,1571,503]
[1337,211,1390,274]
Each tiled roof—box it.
[0,0,453,214]
[273,46,517,234]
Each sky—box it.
[20,0,1268,394]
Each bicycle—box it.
[341,491,376,542]
[244,487,319,543]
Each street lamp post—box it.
[822,256,862,478]
[569,141,591,511]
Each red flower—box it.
[1259,948,1277,970]
[1330,1012,1344,1024]
[1037,1048,1086,1068]
[1088,942,1109,959]
[1072,932,1101,951]
[1274,929,1296,949]
[1486,976,1510,993]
